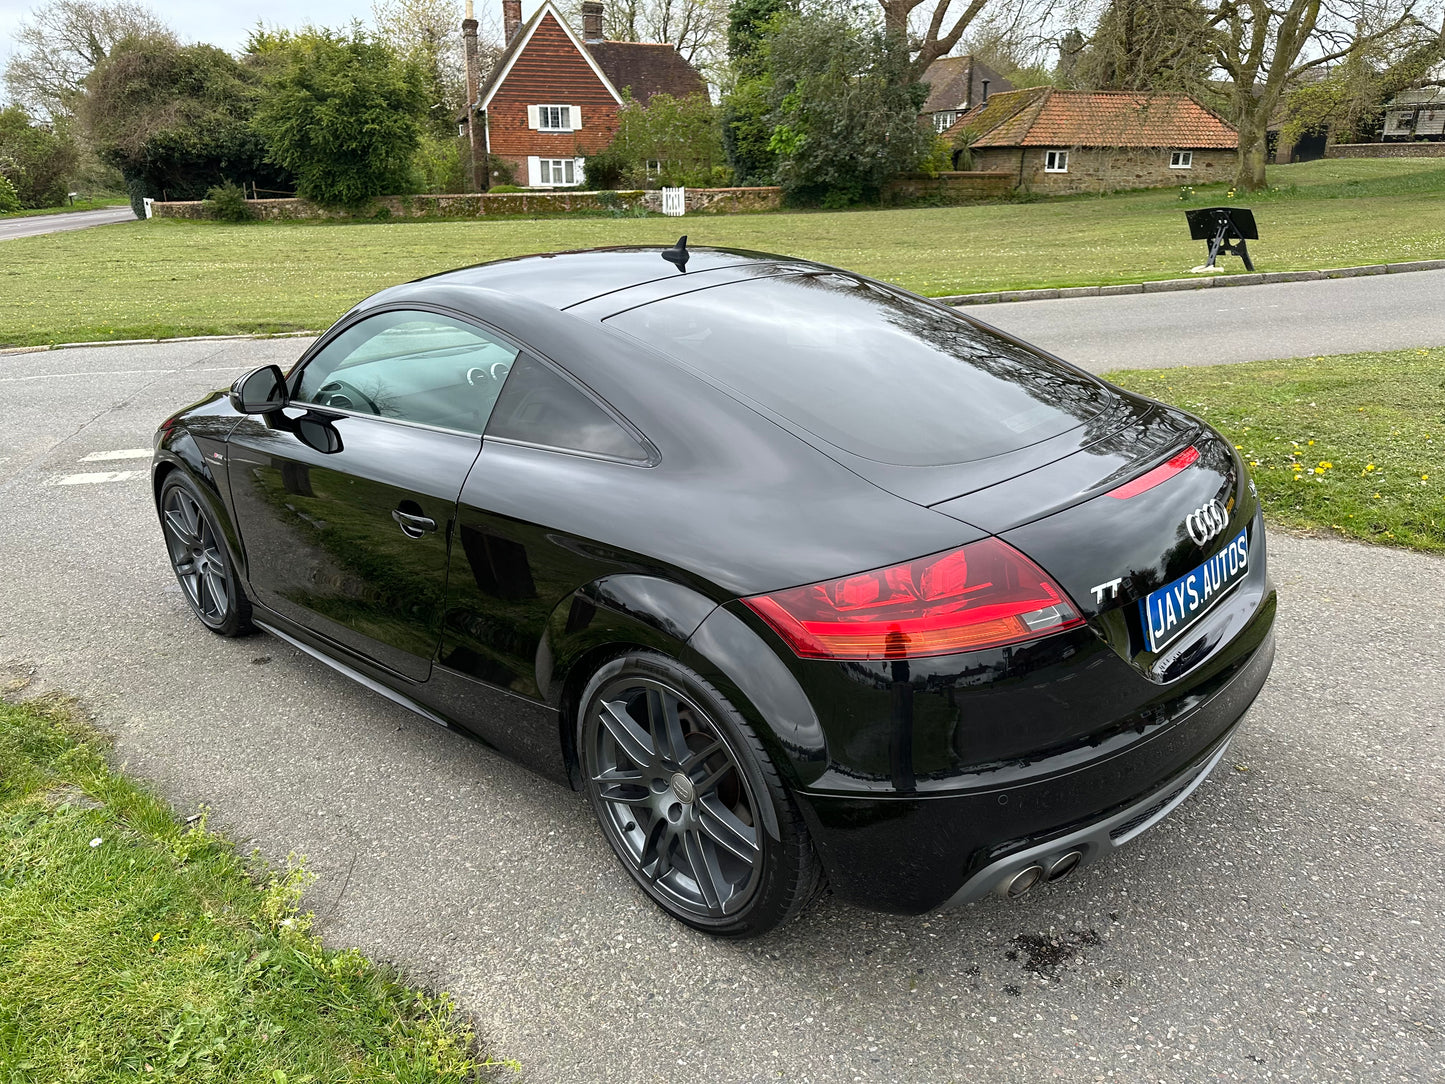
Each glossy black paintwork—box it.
[152,245,1277,916]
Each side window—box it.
[485,356,648,462]
[294,310,519,437]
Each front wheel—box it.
[578,652,824,936]
[159,474,252,637]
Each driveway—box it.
[0,205,137,241]
[1,329,1442,1082]
[960,267,1445,371]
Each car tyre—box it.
[159,473,253,637]
[578,651,824,936]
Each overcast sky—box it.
[0,2,550,78]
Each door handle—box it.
[392,508,437,539]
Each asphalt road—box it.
[0,205,137,241]
[960,267,1445,371]
[1,298,1442,1081]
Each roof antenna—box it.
[661,235,689,272]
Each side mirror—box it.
[230,365,288,414]
[296,412,343,454]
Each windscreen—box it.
[605,273,1112,466]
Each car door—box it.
[226,307,520,681]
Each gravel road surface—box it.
[1,313,1441,1081]
[0,205,137,240]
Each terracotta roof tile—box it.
[949,88,1237,149]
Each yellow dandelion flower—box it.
[1365,464,1375,471]
[1423,474,1430,482]
[1319,461,1331,469]
[1372,493,1381,499]
[1313,467,1324,474]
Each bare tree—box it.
[3,0,170,120]
[1204,0,1442,190]
[570,0,729,70]
[879,0,994,77]
[373,0,501,131]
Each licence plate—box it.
[1141,528,1249,653]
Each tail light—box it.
[742,538,1084,661]
[1108,445,1199,500]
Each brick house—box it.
[920,55,1013,134]
[460,0,705,189]
[945,88,1239,195]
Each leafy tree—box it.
[608,91,725,185]
[0,175,21,214]
[764,6,934,206]
[78,36,282,215]
[3,1,171,120]
[719,0,794,184]
[1075,0,1215,94]
[1203,0,1441,191]
[1283,30,1445,146]
[372,0,473,137]
[0,106,80,207]
[251,29,429,206]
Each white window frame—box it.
[537,158,579,187]
[1044,149,1069,173]
[537,104,573,132]
[1170,150,1193,169]
[933,111,957,134]
[646,159,662,177]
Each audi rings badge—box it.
[1185,499,1228,548]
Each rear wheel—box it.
[159,474,252,637]
[578,652,823,936]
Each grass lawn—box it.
[0,694,498,1082]
[2,158,1443,347]
[1108,346,1444,554]
[1,196,130,218]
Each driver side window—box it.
[294,310,521,437]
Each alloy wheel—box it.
[161,485,231,625]
[585,676,763,919]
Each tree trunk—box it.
[1233,98,1270,191]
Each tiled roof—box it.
[920,55,1012,114]
[586,41,706,103]
[948,88,1238,149]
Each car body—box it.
[153,244,1276,935]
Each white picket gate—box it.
[661,187,686,217]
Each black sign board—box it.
[1185,207,1258,271]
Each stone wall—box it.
[973,146,1237,195]
[1325,142,1445,159]
[641,186,782,214]
[882,172,1014,204]
[150,187,782,221]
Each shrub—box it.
[583,145,628,190]
[488,184,524,193]
[486,154,515,187]
[204,181,253,221]
[0,174,20,214]
[251,29,427,207]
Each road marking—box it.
[79,448,151,462]
[51,470,145,486]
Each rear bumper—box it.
[793,624,1274,914]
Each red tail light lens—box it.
[1108,445,1199,500]
[742,538,1084,661]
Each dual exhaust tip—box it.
[1000,849,1083,898]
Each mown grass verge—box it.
[1108,346,1444,553]
[1,158,1442,347]
[0,694,503,1083]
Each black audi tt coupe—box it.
[153,242,1276,936]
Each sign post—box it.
[1185,207,1258,272]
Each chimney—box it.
[981,79,990,105]
[462,1,485,191]
[503,0,522,43]
[581,1,604,43]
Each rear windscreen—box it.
[605,273,1111,466]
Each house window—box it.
[646,159,662,176]
[933,111,958,133]
[540,158,577,186]
[1044,150,1068,173]
[1170,150,1193,169]
[538,105,572,131]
